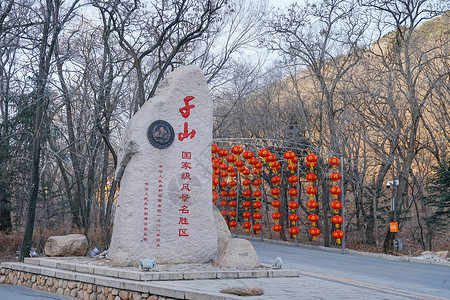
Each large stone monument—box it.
[108,66,218,266]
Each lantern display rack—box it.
[212,138,345,252]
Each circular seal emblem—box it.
[147,120,175,149]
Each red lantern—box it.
[266,154,277,163]
[249,157,259,166]
[271,176,281,186]
[211,144,220,157]
[212,177,219,189]
[273,224,283,233]
[242,151,254,161]
[306,173,317,182]
[288,175,298,186]
[253,212,262,221]
[243,211,252,220]
[212,161,220,170]
[308,214,319,226]
[253,201,262,211]
[227,165,234,173]
[332,230,345,244]
[242,168,251,177]
[307,200,319,211]
[287,162,298,174]
[226,154,237,165]
[229,200,237,207]
[229,220,237,228]
[253,179,262,187]
[221,210,228,217]
[229,190,237,198]
[330,172,342,181]
[218,148,229,157]
[288,188,298,199]
[271,200,281,210]
[220,171,228,178]
[329,157,341,169]
[234,160,244,168]
[272,212,282,223]
[229,171,237,178]
[215,158,223,164]
[231,145,244,157]
[212,191,218,204]
[288,201,299,212]
[306,154,318,163]
[309,228,321,240]
[271,161,281,173]
[306,186,317,200]
[229,180,237,189]
[214,169,221,176]
[242,179,252,188]
[220,181,228,188]
[242,190,251,199]
[284,151,296,161]
[229,211,237,219]
[220,191,228,198]
[219,163,228,171]
[331,215,343,228]
[291,156,298,163]
[271,188,281,199]
[330,200,343,214]
[253,190,262,201]
[219,200,228,207]
[306,161,317,171]
[330,186,342,199]
[253,223,262,233]
[258,148,270,161]
[289,226,300,238]
[243,222,252,232]
[242,201,251,210]
[289,214,299,225]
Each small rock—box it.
[118,290,128,300]
[44,234,88,257]
[221,287,264,296]
[436,251,448,259]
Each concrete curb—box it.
[243,236,450,267]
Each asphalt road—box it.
[248,238,450,299]
[0,283,74,300]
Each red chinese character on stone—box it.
[181,173,191,180]
[182,152,192,159]
[179,96,195,118]
[179,229,189,237]
[181,183,191,191]
[143,238,148,241]
[178,217,189,225]
[179,205,189,213]
[180,194,190,202]
[178,122,196,141]
[181,162,192,170]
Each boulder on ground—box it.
[435,251,449,259]
[221,287,264,296]
[44,234,88,257]
[214,238,260,269]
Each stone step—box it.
[20,257,299,281]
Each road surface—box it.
[249,238,450,299]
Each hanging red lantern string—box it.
[218,148,229,158]
[291,156,298,164]
[272,212,282,223]
[229,220,237,229]
[220,181,228,189]
[258,148,270,162]
[221,210,228,218]
[289,227,300,238]
[271,200,281,211]
[332,230,344,244]
[229,200,237,208]
[306,154,318,164]
[330,172,342,182]
[254,162,263,175]
[271,161,281,174]
[212,160,220,171]
[219,191,228,198]
[253,190,262,201]
[309,228,321,240]
[227,165,235,173]
[219,163,228,171]
[242,201,251,210]
[284,151,296,163]
[212,177,219,190]
[242,179,252,189]
[273,224,283,234]
[212,191,218,204]
[228,190,237,198]
[306,173,317,186]
[243,211,251,221]
[220,171,228,178]
[242,190,251,199]
[266,154,277,166]
[329,157,341,170]
[215,157,223,164]
[229,180,237,189]
[307,200,318,211]
[242,168,251,178]
[288,201,299,212]
[253,201,262,211]
[219,200,228,208]
[331,215,343,228]
[253,212,262,223]
[234,160,244,168]
[242,151,254,163]
[308,214,319,226]
[271,176,281,186]
[226,154,237,166]
[253,224,262,234]
[214,169,221,176]
[289,214,299,225]
[253,179,262,187]
[229,171,237,178]
[330,200,343,214]
[306,161,317,172]
[228,210,237,220]
[288,175,298,187]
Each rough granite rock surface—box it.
[44,234,88,257]
[108,66,218,266]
